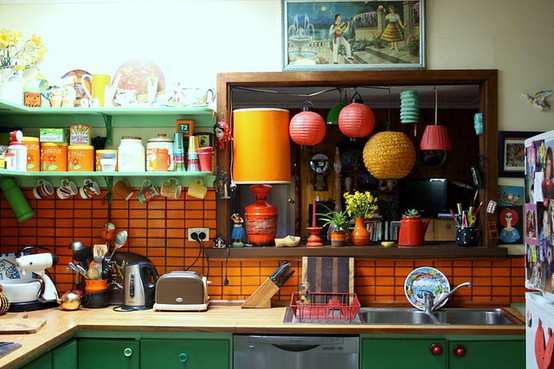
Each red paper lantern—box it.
[289,108,326,146]
[338,95,375,138]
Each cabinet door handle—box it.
[178,353,188,363]
[123,347,133,357]
[429,343,443,356]
[453,345,467,357]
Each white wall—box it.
[1,0,552,131]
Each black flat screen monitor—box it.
[399,178,448,218]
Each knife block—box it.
[242,278,279,309]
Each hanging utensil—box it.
[109,230,128,259]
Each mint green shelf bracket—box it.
[104,176,114,206]
[102,114,113,145]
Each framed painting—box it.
[282,0,425,71]
[498,131,540,177]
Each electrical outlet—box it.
[188,228,209,241]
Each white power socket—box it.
[187,228,209,241]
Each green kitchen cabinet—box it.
[447,339,524,369]
[140,334,231,369]
[52,340,78,369]
[78,338,139,369]
[361,337,447,369]
[361,335,524,369]
[18,352,51,369]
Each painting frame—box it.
[282,0,425,71]
[498,131,540,178]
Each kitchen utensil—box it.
[109,230,128,259]
[57,290,82,311]
[270,261,291,282]
[68,262,88,279]
[0,319,46,334]
[242,262,291,309]
[277,270,295,288]
[0,342,22,358]
[86,265,100,280]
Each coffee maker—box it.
[120,261,158,310]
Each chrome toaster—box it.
[153,271,209,311]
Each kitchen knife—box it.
[0,342,22,358]
[277,270,295,288]
[269,261,291,282]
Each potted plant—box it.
[344,191,379,246]
[317,205,350,247]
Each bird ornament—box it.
[521,90,552,111]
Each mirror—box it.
[216,70,498,247]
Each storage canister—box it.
[146,134,174,171]
[7,141,27,172]
[96,149,118,172]
[22,136,40,172]
[118,136,145,172]
[41,142,68,172]
[68,145,94,171]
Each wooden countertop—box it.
[0,305,525,369]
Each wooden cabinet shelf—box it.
[206,243,508,261]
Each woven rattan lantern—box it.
[363,131,416,179]
[289,104,326,146]
[338,93,375,138]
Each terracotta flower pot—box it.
[330,231,347,247]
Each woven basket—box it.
[363,131,416,179]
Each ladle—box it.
[109,230,128,259]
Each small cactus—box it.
[404,209,420,217]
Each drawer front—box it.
[141,338,230,369]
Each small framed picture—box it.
[498,131,540,177]
[196,133,214,148]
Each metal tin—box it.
[146,134,174,171]
[22,137,40,172]
[41,142,68,172]
[68,145,94,171]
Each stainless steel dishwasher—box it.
[233,335,359,369]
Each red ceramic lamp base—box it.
[306,227,323,248]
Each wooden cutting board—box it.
[302,257,354,293]
[0,318,46,334]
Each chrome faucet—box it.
[422,282,472,314]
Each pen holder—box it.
[455,226,480,246]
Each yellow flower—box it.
[344,191,378,219]
[0,29,46,70]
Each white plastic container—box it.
[118,136,145,172]
[7,141,27,171]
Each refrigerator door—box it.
[524,131,554,302]
[526,292,554,369]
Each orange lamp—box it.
[289,106,326,146]
[232,108,291,245]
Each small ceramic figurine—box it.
[231,213,245,247]
[214,121,233,150]
[521,90,552,111]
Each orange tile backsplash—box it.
[0,185,525,305]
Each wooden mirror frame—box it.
[216,70,498,248]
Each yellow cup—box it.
[81,74,111,107]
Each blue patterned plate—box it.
[404,267,450,310]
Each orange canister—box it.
[68,145,94,171]
[40,142,68,172]
[22,136,40,172]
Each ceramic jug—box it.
[398,216,430,247]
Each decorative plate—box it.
[61,69,91,107]
[404,267,450,310]
[113,59,165,104]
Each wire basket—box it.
[290,292,361,323]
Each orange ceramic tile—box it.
[166,238,186,247]
[146,219,166,229]
[453,266,473,277]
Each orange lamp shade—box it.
[338,102,375,138]
[419,125,452,151]
[289,109,326,146]
[233,108,291,183]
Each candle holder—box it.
[306,227,323,248]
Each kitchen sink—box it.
[359,307,524,326]
[283,307,524,325]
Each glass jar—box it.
[118,136,145,172]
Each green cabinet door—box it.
[361,338,447,369]
[448,339,524,369]
[78,339,139,369]
[141,338,231,369]
[52,339,77,369]
[19,352,51,369]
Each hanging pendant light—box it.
[289,100,326,146]
[338,92,375,138]
[420,87,452,151]
[326,89,348,125]
[400,90,419,124]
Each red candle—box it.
[312,199,317,227]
